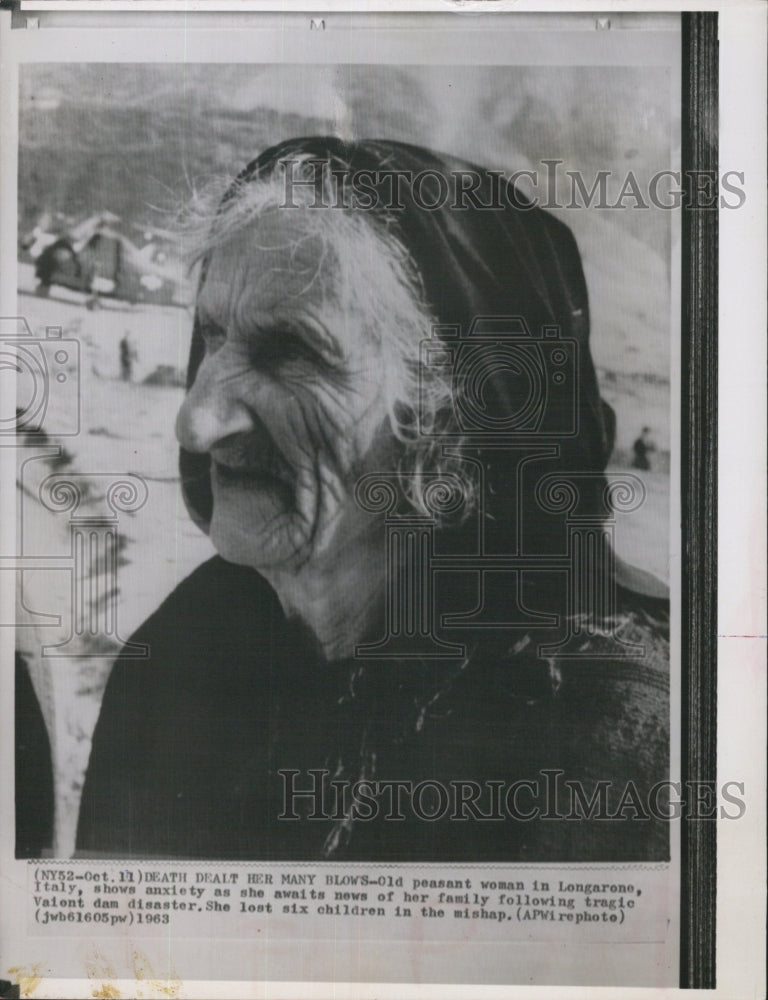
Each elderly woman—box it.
[76,138,669,861]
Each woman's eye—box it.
[280,334,308,361]
[251,331,321,368]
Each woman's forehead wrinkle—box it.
[198,235,263,326]
[199,245,292,331]
[197,265,235,328]
[198,210,388,361]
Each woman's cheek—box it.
[270,372,384,480]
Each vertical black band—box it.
[680,10,719,990]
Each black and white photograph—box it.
[14,52,678,865]
[0,5,764,998]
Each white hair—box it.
[179,155,477,520]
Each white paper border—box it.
[0,3,764,998]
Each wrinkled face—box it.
[175,210,395,572]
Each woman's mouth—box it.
[210,434,294,493]
[211,458,296,503]
[213,459,278,486]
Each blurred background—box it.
[14,62,676,856]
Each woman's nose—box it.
[175,349,254,453]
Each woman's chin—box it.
[209,502,310,573]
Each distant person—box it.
[119,331,138,382]
[632,426,656,471]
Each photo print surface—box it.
[3,15,702,990]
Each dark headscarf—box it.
[180,136,663,603]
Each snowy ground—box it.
[12,261,670,857]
